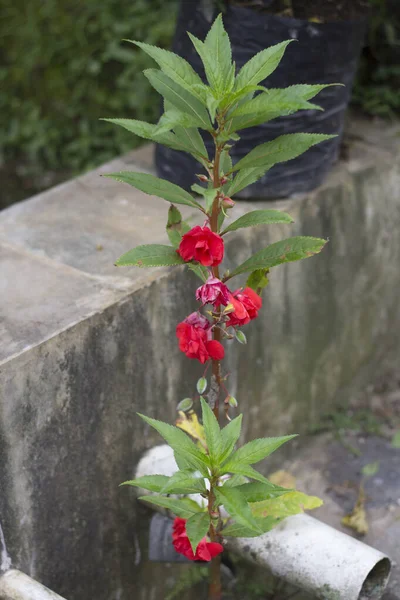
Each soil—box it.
[230,0,370,21]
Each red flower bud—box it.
[178,226,224,267]
[172,518,224,561]
[226,287,262,327]
[196,174,209,182]
[196,276,230,308]
[220,176,228,185]
[221,196,235,209]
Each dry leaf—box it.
[176,410,207,449]
[269,470,296,489]
[251,491,323,519]
[342,486,369,535]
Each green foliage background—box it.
[1,0,178,202]
[353,0,400,117]
[0,0,398,207]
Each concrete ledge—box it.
[1,115,400,599]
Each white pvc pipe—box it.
[136,445,391,600]
[0,570,67,600]
[226,516,391,600]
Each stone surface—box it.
[1,116,400,600]
[279,432,400,599]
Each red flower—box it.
[172,518,223,561]
[178,226,224,267]
[227,287,262,328]
[196,276,230,308]
[176,312,225,364]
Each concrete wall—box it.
[1,116,400,599]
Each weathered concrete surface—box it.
[1,115,400,600]
[0,569,67,600]
[280,431,400,599]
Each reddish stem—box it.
[208,487,222,600]
[207,138,224,600]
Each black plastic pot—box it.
[155,2,367,199]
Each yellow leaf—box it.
[342,486,369,535]
[176,411,207,448]
[269,470,296,489]
[250,491,323,519]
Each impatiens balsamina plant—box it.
[103,15,336,600]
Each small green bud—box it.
[197,377,207,394]
[235,330,247,344]
[177,398,193,412]
[228,396,238,408]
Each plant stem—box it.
[208,140,223,600]
[209,138,223,425]
[208,486,222,600]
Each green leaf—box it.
[157,109,209,134]
[186,512,211,554]
[227,166,270,197]
[222,516,282,537]
[104,172,202,210]
[233,481,292,502]
[116,244,184,268]
[139,495,203,518]
[222,463,273,485]
[187,263,209,282]
[233,133,336,172]
[167,205,190,248]
[222,474,248,488]
[221,209,293,235]
[222,435,296,470]
[219,414,243,464]
[220,149,233,177]
[229,236,327,278]
[228,84,334,122]
[120,475,170,492]
[138,414,210,474]
[173,126,208,162]
[145,69,212,130]
[227,89,322,133]
[362,461,380,477]
[203,14,232,92]
[218,210,226,231]
[191,184,217,214]
[175,452,196,472]
[207,95,220,123]
[234,40,294,90]
[250,491,323,519]
[220,84,267,111]
[188,33,220,94]
[161,470,207,495]
[285,83,342,101]
[216,486,262,534]
[246,269,269,292]
[101,118,182,150]
[200,397,221,463]
[126,40,204,99]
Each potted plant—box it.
[156,0,368,198]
